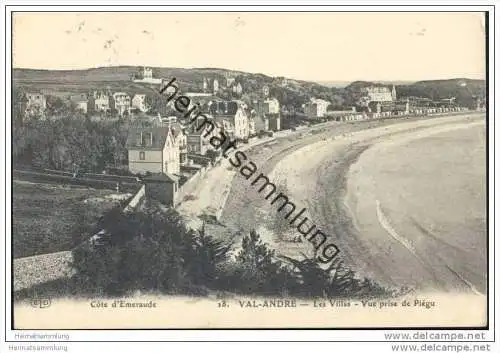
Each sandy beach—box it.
[13,113,486,296]
[346,118,486,293]
[219,112,487,294]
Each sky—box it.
[12,12,486,82]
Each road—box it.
[220,113,487,294]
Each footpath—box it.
[175,127,309,229]
[12,109,480,294]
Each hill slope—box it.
[13,66,344,108]
[13,67,486,109]
[345,78,486,107]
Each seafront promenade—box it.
[219,112,486,294]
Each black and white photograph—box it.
[2,5,496,350]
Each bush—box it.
[71,205,194,295]
[71,205,391,298]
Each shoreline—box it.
[220,112,486,290]
[11,113,486,297]
[345,118,486,293]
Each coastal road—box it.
[220,113,487,294]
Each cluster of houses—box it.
[122,71,284,207]
[22,89,152,118]
[124,93,283,206]
[18,69,483,207]
[126,95,282,174]
[301,84,480,120]
[302,85,397,120]
[202,73,244,97]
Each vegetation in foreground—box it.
[12,182,126,258]
[65,202,397,299]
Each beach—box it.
[346,118,486,293]
[220,112,487,294]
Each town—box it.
[8,9,491,338]
[12,64,487,308]
[13,66,484,210]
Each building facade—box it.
[144,173,179,207]
[256,98,280,116]
[25,92,47,116]
[90,91,110,112]
[226,75,236,87]
[362,86,395,102]
[249,111,269,135]
[132,94,150,112]
[132,67,162,84]
[232,82,243,95]
[170,123,188,166]
[142,67,153,79]
[304,98,330,119]
[210,100,249,140]
[268,114,281,131]
[111,92,131,116]
[126,126,180,175]
[254,98,280,131]
[186,134,208,155]
[213,79,219,94]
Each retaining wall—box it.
[123,185,146,213]
[176,166,209,204]
[13,170,140,193]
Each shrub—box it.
[71,205,391,299]
[71,205,194,295]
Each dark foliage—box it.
[12,109,129,172]
[71,207,392,299]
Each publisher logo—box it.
[30,297,51,308]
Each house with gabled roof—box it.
[126,125,180,176]
[168,121,188,166]
[209,100,249,140]
[24,91,47,117]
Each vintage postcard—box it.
[6,8,493,336]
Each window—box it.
[139,151,145,160]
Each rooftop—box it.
[126,126,171,150]
[143,172,179,183]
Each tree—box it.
[46,95,68,116]
[184,223,232,286]
[70,205,390,298]
[12,87,26,130]
[11,109,131,171]
[71,204,194,295]
[231,230,291,295]
[280,255,330,297]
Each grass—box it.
[12,181,128,258]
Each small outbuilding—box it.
[143,173,179,207]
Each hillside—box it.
[13,66,345,109]
[397,78,486,99]
[13,67,486,109]
[345,78,486,108]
